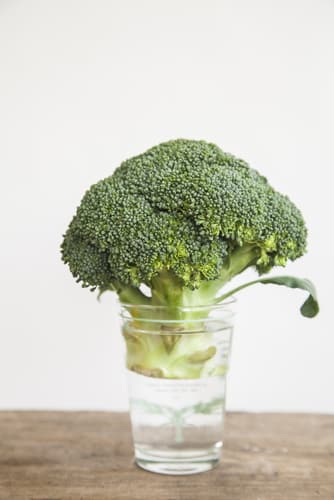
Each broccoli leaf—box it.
[215,275,319,318]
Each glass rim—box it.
[120,297,236,312]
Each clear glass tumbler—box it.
[120,302,235,475]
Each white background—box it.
[0,0,333,413]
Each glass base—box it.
[134,445,221,475]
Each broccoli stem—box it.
[102,244,260,311]
[119,245,259,379]
[147,244,260,309]
[109,280,151,305]
[197,244,260,301]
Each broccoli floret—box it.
[61,139,318,377]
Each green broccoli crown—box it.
[61,139,307,290]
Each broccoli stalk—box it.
[61,139,318,379]
[104,244,260,309]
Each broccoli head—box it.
[62,139,316,312]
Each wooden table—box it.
[0,412,333,499]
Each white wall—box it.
[0,0,333,413]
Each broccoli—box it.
[61,139,318,377]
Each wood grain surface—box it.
[0,412,333,499]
